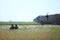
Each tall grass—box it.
[0,25,60,40]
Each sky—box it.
[0,0,60,22]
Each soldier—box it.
[14,25,18,29]
[10,24,15,29]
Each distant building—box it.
[33,14,60,25]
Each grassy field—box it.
[0,22,40,25]
[0,25,60,40]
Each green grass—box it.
[0,28,60,40]
[0,22,40,25]
[0,25,60,40]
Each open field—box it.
[0,22,40,25]
[0,25,60,40]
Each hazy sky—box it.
[0,0,60,22]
